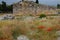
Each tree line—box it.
[0,1,13,13]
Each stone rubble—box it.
[17,35,29,40]
[0,14,15,20]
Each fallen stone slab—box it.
[17,35,29,40]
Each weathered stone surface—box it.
[17,35,29,40]
[13,1,57,15]
[0,14,15,20]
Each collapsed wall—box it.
[13,1,57,15]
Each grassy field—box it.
[0,14,60,40]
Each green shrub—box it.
[0,30,3,38]
[39,14,46,18]
[12,27,21,39]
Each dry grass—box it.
[0,16,60,40]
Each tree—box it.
[57,4,60,9]
[2,1,7,12]
[22,0,24,1]
[0,1,13,13]
[7,5,13,13]
[35,0,39,4]
[0,4,2,11]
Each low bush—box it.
[39,14,46,18]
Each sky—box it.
[0,0,60,6]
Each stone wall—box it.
[13,1,57,15]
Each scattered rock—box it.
[56,31,60,40]
[17,35,29,40]
[56,31,60,36]
[0,16,5,20]
[0,14,15,20]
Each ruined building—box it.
[13,0,57,15]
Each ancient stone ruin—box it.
[13,0,57,15]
